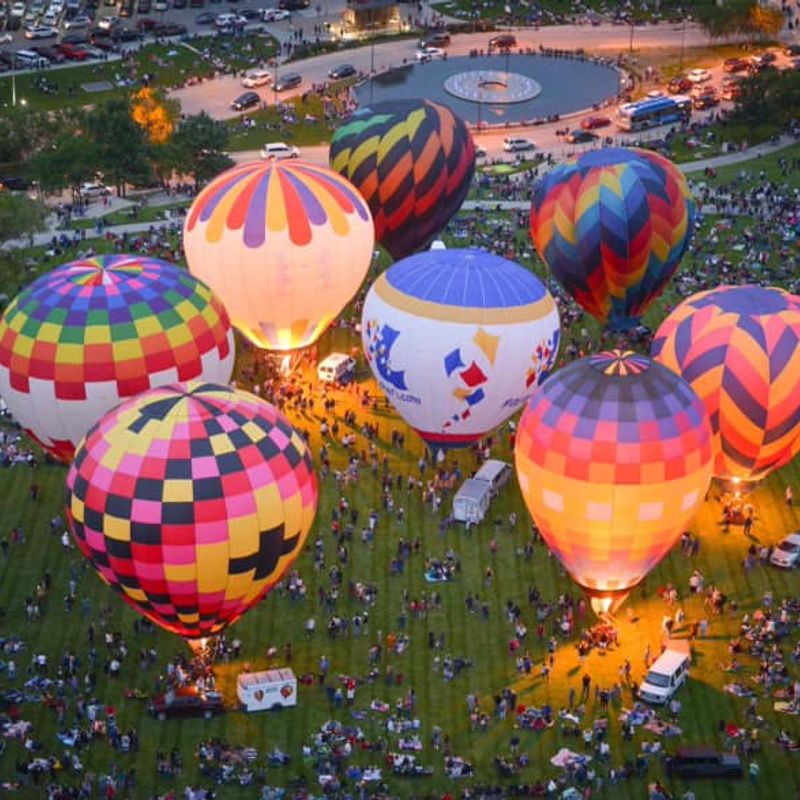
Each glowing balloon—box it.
[0,255,234,462]
[183,160,374,351]
[329,99,475,260]
[515,350,713,613]
[651,285,800,483]
[362,248,560,450]
[529,147,695,331]
[65,382,318,640]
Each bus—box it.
[617,95,692,132]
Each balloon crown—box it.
[588,349,651,377]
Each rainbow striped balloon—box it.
[0,255,234,462]
[651,285,800,483]
[184,160,374,351]
[530,147,695,331]
[329,99,475,260]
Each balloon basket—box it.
[586,588,631,618]
[265,350,306,378]
[187,636,219,667]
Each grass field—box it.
[1,310,800,798]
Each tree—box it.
[26,135,99,201]
[87,98,153,197]
[731,69,800,127]
[159,112,234,190]
[747,4,784,40]
[0,193,47,245]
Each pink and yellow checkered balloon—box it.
[515,350,713,613]
[65,382,318,640]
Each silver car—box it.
[770,532,800,568]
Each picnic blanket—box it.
[550,748,591,768]
[725,683,756,698]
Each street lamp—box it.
[629,17,635,53]
[369,39,375,104]
[679,18,687,72]
[11,54,16,108]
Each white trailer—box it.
[237,668,297,712]
[452,478,492,524]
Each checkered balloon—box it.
[0,255,234,462]
[65,382,318,640]
[515,350,713,609]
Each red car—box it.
[57,43,89,60]
[667,76,692,94]
[148,687,225,721]
[580,115,611,130]
[723,57,748,73]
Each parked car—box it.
[328,62,356,79]
[61,29,89,42]
[580,115,611,129]
[152,0,168,9]
[502,136,535,152]
[415,46,444,62]
[194,10,215,22]
[770,531,800,568]
[64,13,92,28]
[419,31,450,48]
[723,57,748,73]
[261,142,300,160]
[172,0,187,7]
[33,44,65,61]
[261,7,289,20]
[0,175,30,192]
[9,2,27,19]
[666,746,742,779]
[80,181,111,197]
[109,25,139,40]
[242,68,271,87]
[151,21,186,34]
[751,51,776,65]
[667,75,692,94]
[565,130,598,144]
[721,83,742,101]
[273,71,301,91]
[24,25,59,38]
[693,91,719,110]
[96,14,119,28]
[0,33,12,44]
[237,7,261,18]
[118,0,135,16]
[488,33,516,49]
[215,11,241,26]
[687,68,711,83]
[785,43,800,56]
[57,41,88,57]
[137,0,151,11]
[148,688,225,721]
[230,90,260,110]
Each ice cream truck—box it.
[237,668,298,712]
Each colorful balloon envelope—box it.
[362,248,560,450]
[529,147,695,331]
[183,160,374,351]
[515,350,713,614]
[0,255,234,463]
[651,285,800,484]
[65,382,318,640]
[329,99,475,260]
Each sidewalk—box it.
[3,134,797,251]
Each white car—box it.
[152,0,168,9]
[687,68,711,83]
[10,2,26,18]
[261,142,300,160]
[0,32,13,43]
[24,24,58,38]
[42,8,59,25]
[80,182,111,198]
[502,136,535,152]
[415,46,444,62]
[96,14,119,28]
[215,11,244,27]
[242,69,271,88]
[261,7,289,20]
[64,13,91,28]
[770,532,800,568]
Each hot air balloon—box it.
[515,350,713,614]
[529,147,695,331]
[0,255,234,463]
[184,160,374,351]
[651,285,800,484]
[65,382,318,641]
[362,248,560,450]
[329,99,475,260]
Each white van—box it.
[261,142,300,161]
[317,353,355,384]
[503,137,535,152]
[638,649,690,704]
[473,459,511,497]
[243,69,272,88]
[452,478,492,524]
[237,668,297,712]
[14,49,50,68]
